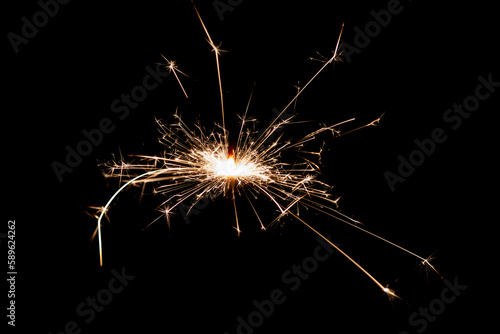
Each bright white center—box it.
[214,157,251,177]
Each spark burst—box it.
[92,3,441,301]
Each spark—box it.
[157,54,190,98]
[290,211,403,301]
[269,23,344,134]
[191,0,226,136]
[92,5,442,301]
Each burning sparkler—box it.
[92,2,441,301]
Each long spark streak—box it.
[191,1,226,134]
[288,211,402,300]
[96,169,166,266]
[296,200,443,278]
[232,183,241,236]
[265,23,345,141]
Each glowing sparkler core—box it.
[214,156,251,178]
[92,3,443,302]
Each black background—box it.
[4,0,499,333]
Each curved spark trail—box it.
[92,2,441,300]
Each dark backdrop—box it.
[4,1,498,333]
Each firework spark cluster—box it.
[92,2,441,301]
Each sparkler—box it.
[92,2,441,301]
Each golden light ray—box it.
[288,211,402,301]
[262,22,345,144]
[191,0,226,134]
[158,54,189,98]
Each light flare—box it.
[214,156,250,178]
[91,3,442,302]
